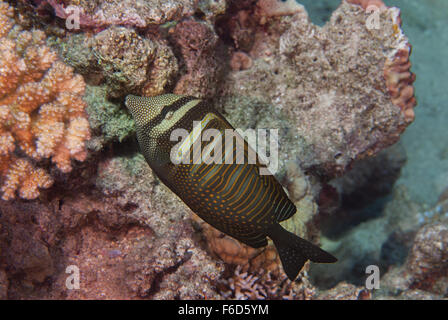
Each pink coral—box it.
[172,19,221,98]
[345,0,386,10]
[230,51,253,71]
[218,266,317,300]
[0,1,90,200]
[384,43,416,124]
[346,0,415,123]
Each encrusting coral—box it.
[347,0,416,124]
[221,0,417,177]
[0,1,90,200]
[346,0,386,10]
[171,19,223,98]
[57,25,178,100]
[46,0,199,29]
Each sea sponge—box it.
[0,1,90,200]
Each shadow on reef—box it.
[310,144,412,289]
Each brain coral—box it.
[0,1,90,200]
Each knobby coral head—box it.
[0,1,90,200]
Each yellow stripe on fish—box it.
[173,112,221,164]
[125,94,337,281]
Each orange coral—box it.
[0,1,90,200]
[195,214,284,276]
[382,5,416,124]
[384,43,416,124]
[0,157,53,200]
[230,51,253,71]
[347,0,416,124]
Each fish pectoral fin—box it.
[268,223,337,281]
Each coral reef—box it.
[218,266,317,300]
[95,154,225,299]
[378,191,448,298]
[0,0,429,300]
[0,154,224,299]
[92,26,157,97]
[406,222,448,291]
[230,51,253,71]
[52,8,223,144]
[317,282,371,300]
[257,0,305,18]
[0,1,90,200]
[340,1,414,122]
[311,185,422,289]
[208,0,420,269]
[46,0,198,29]
[314,176,448,299]
[171,19,223,98]
[377,218,448,298]
[221,0,416,177]
[58,27,178,99]
[83,85,134,150]
[198,0,227,23]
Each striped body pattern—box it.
[125,94,337,280]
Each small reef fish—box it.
[125,94,337,280]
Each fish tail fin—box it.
[268,223,337,281]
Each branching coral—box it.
[0,1,90,200]
[218,266,316,300]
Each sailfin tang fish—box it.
[125,94,337,281]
